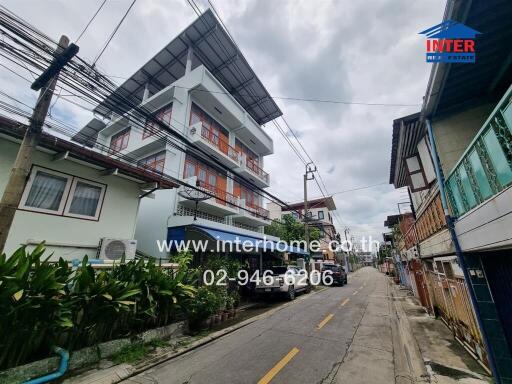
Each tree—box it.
[265,214,321,245]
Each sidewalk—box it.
[393,285,491,384]
[331,270,395,383]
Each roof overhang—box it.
[0,116,178,189]
[286,196,337,212]
[422,0,512,118]
[94,9,281,126]
[389,112,424,188]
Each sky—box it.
[0,0,446,246]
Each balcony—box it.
[236,155,270,188]
[187,122,241,169]
[232,199,270,227]
[444,85,512,251]
[415,192,447,243]
[177,176,239,216]
[445,85,512,218]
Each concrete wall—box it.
[0,139,141,260]
[455,185,512,252]
[419,228,453,258]
[432,103,494,176]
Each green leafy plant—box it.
[0,245,198,370]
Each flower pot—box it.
[221,311,229,321]
[213,313,221,324]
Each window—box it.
[235,138,258,164]
[468,150,493,199]
[459,166,477,209]
[64,179,106,220]
[19,166,106,220]
[317,210,325,220]
[144,104,172,139]
[110,127,131,152]
[483,129,512,187]
[20,168,72,214]
[138,151,166,173]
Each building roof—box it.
[384,213,414,228]
[94,9,282,127]
[389,112,423,188]
[0,116,178,189]
[422,0,512,117]
[284,196,337,212]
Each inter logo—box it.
[419,20,481,63]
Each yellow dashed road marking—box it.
[340,298,350,307]
[316,314,334,330]
[257,347,300,384]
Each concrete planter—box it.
[0,321,185,384]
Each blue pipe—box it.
[426,118,501,383]
[23,347,69,384]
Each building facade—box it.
[0,117,176,260]
[268,196,339,261]
[387,1,512,380]
[73,10,283,260]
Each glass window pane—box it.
[468,150,492,199]
[25,171,67,211]
[503,104,512,135]
[459,166,477,208]
[69,181,102,217]
[483,129,512,187]
[198,169,206,182]
[448,177,465,215]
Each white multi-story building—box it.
[73,10,283,258]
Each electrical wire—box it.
[92,0,136,66]
[75,0,107,43]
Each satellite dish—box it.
[178,185,211,221]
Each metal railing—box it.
[197,180,239,208]
[245,201,269,219]
[195,123,241,163]
[246,157,269,183]
[445,84,512,217]
[424,269,487,368]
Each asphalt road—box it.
[123,267,394,384]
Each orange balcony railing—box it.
[198,180,238,208]
[199,124,241,163]
[246,201,269,219]
[246,157,269,183]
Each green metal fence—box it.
[445,85,512,217]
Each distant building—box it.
[71,11,310,267]
[268,196,339,261]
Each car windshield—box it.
[270,266,289,274]
[323,265,340,271]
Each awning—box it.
[167,225,308,255]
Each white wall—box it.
[455,185,512,252]
[0,139,141,260]
[432,103,494,176]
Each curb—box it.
[388,280,428,384]
[70,286,328,384]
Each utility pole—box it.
[303,162,316,281]
[344,227,351,273]
[0,35,78,254]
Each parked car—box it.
[255,265,310,300]
[322,264,348,286]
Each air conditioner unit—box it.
[98,238,137,260]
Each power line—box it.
[92,0,136,66]
[76,0,107,43]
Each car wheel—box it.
[287,285,296,300]
[305,282,312,293]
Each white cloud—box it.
[0,0,445,242]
